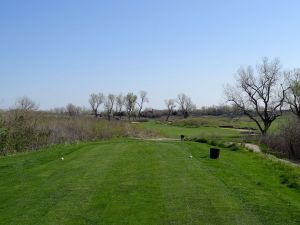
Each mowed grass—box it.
[1,139,300,224]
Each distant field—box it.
[138,115,290,142]
[1,139,300,225]
[138,116,259,142]
[139,120,242,141]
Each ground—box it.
[1,139,300,225]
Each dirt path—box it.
[242,143,300,167]
[244,143,261,152]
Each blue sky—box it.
[1,0,300,109]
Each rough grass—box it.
[170,116,257,129]
[1,139,300,225]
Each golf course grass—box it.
[139,120,242,141]
[1,139,300,225]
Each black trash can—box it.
[180,135,185,141]
[210,147,220,159]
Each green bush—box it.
[194,137,208,143]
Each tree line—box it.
[48,91,197,121]
[87,91,198,121]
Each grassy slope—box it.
[1,139,300,225]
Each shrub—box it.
[0,112,160,155]
[194,137,208,143]
[262,117,300,159]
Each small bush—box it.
[229,145,239,151]
[208,140,218,146]
[195,137,208,143]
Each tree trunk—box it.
[166,113,171,121]
[183,111,189,118]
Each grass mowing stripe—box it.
[90,141,166,225]
[1,139,300,224]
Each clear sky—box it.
[1,0,300,110]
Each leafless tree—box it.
[284,69,300,119]
[11,96,39,122]
[165,99,176,121]
[177,93,195,118]
[89,93,104,117]
[15,96,38,111]
[224,57,286,135]
[104,94,116,120]
[137,90,149,119]
[66,103,79,117]
[115,94,125,120]
[125,93,137,120]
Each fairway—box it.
[1,139,300,225]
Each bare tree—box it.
[125,93,137,121]
[12,96,39,123]
[66,103,79,117]
[177,93,195,118]
[165,99,176,121]
[137,90,149,119]
[89,93,104,117]
[225,57,286,135]
[115,94,125,120]
[15,96,38,111]
[284,69,300,119]
[104,94,116,120]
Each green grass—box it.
[1,139,300,224]
[139,120,242,141]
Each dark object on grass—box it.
[210,148,220,159]
[180,135,185,141]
